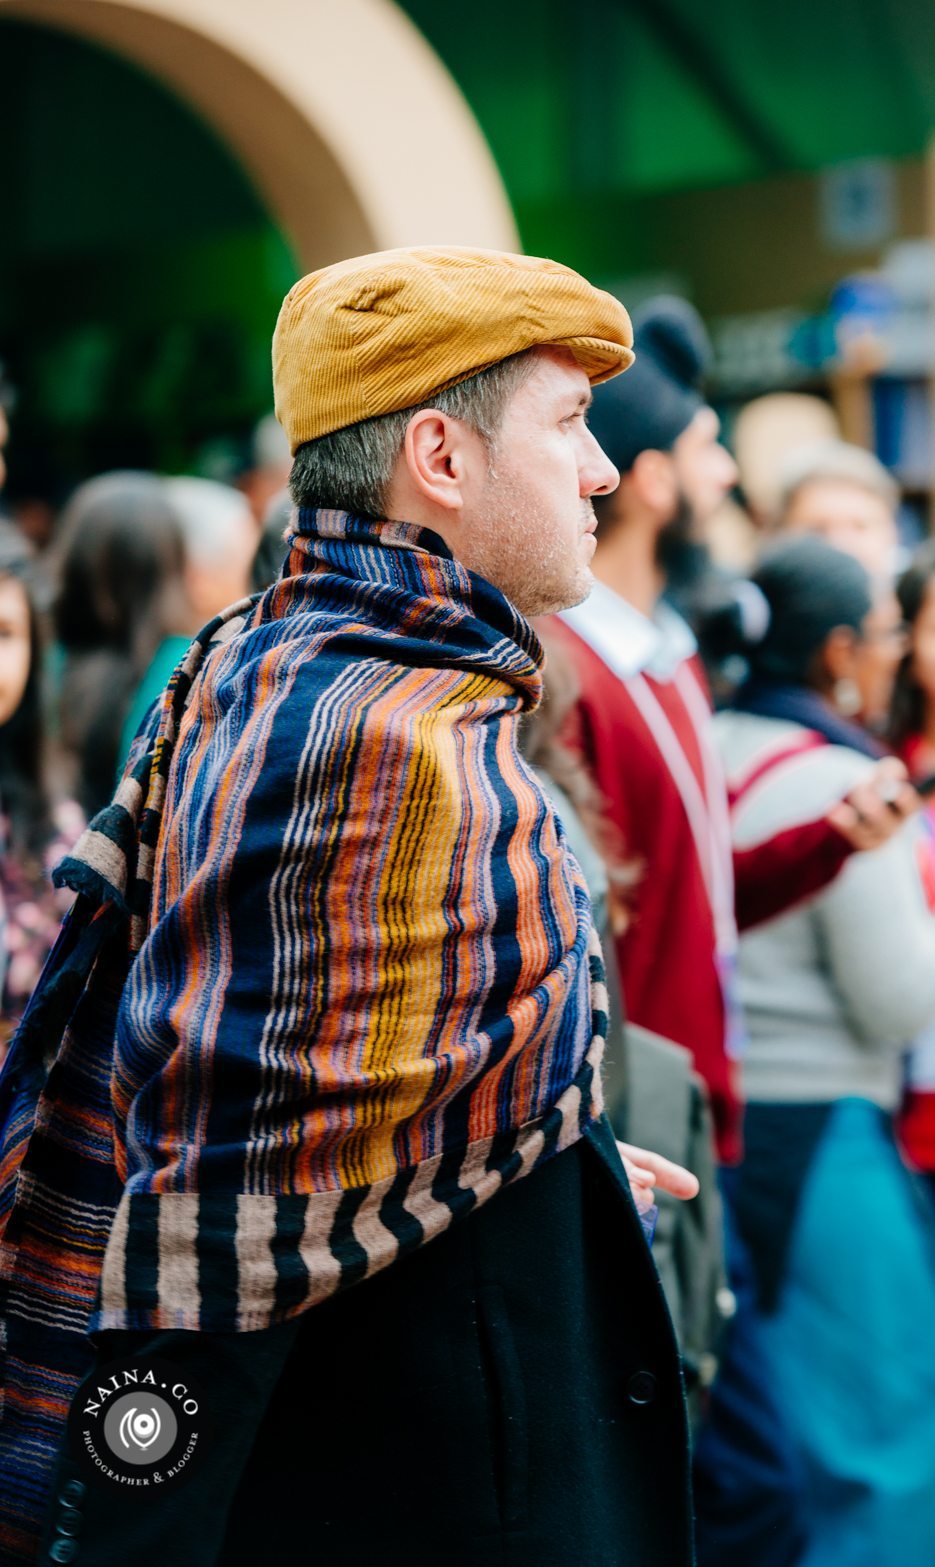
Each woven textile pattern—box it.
[0,508,606,1560]
[101,509,606,1331]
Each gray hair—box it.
[251,412,291,471]
[163,476,254,568]
[777,439,899,519]
[288,350,537,519]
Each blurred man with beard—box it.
[545,297,904,1164]
[543,298,915,1567]
[546,298,886,1163]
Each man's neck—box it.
[592,524,663,619]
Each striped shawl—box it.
[0,508,607,1559]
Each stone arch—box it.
[0,0,518,268]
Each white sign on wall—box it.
[820,160,896,251]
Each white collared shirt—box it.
[559,579,696,684]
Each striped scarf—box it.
[0,508,607,1560]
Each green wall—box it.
[400,0,935,280]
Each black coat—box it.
[42,1117,693,1567]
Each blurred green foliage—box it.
[1,21,295,500]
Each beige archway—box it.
[0,0,519,269]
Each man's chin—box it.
[569,561,597,606]
[537,565,595,618]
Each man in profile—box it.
[1,249,697,1567]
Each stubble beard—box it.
[466,483,597,619]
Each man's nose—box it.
[581,433,619,498]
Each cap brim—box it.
[561,337,635,385]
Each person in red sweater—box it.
[546,298,913,1164]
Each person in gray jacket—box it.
[714,535,935,1567]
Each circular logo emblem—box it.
[68,1355,212,1492]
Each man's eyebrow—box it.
[574,390,593,411]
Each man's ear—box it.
[628,448,679,520]
[403,410,472,513]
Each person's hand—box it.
[615,1140,700,1214]
[827,756,919,853]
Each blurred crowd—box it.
[525,299,935,1567]
[0,399,292,1056]
[2,291,935,1565]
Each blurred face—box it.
[461,349,619,616]
[184,508,258,623]
[908,577,935,703]
[671,408,738,532]
[0,574,31,727]
[784,479,898,580]
[851,590,907,727]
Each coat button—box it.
[57,1508,82,1538]
[627,1370,657,1406]
[49,1541,79,1564]
[57,1480,86,1509]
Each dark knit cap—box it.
[749,534,872,682]
[588,296,712,473]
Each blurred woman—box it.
[53,472,186,816]
[116,477,257,773]
[714,535,935,1567]
[0,522,82,1055]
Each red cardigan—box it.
[547,618,853,1162]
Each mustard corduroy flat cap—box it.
[273,246,634,452]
